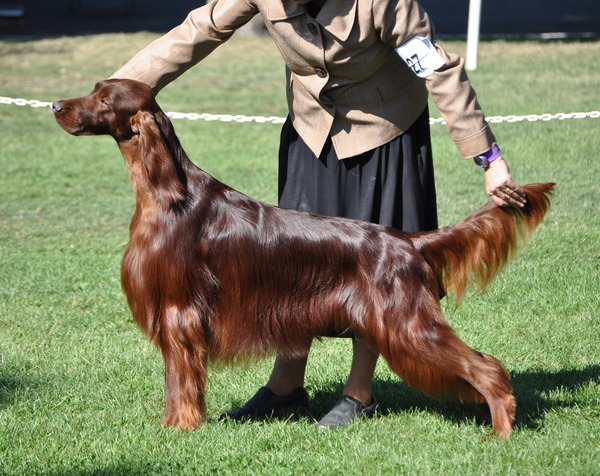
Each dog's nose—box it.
[52,101,63,113]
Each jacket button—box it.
[314,67,327,78]
[308,23,318,35]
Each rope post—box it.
[466,0,482,71]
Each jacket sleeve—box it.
[110,0,259,92]
[373,0,496,158]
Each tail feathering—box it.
[413,182,554,304]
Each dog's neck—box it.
[118,137,157,206]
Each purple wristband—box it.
[481,144,502,162]
[474,144,502,167]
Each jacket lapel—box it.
[316,0,356,41]
[266,0,357,42]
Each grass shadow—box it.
[310,380,489,428]
[308,364,599,432]
[0,373,38,408]
[510,365,599,430]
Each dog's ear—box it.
[130,110,153,134]
[134,110,187,207]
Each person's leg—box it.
[342,339,379,406]
[221,349,312,421]
[314,339,379,428]
[266,352,309,395]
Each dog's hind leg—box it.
[464,352,516,439]
[370,295,515,438]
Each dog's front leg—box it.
[161,349,206,429]
[158,310,208,429]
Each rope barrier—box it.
[1,95,599,125]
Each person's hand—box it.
[483,156,527,208]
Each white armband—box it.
[396,37,445,78]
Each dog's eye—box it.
[100,98,110,106]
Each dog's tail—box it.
[410,182,554,304]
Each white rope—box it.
[2,95,599,125]
[429,111,600,125]
[0,96,53,108]
[165,111,286,124]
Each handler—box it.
[111,0,527,428]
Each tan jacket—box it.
[112,0,496,160]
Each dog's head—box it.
[54,79,189,207]
[52,79,162,141]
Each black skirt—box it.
[278,107,438,233]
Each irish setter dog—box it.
[53,79,554,438]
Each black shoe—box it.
[220,386,311,421]
[315,395,378,428]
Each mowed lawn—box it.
[0,34,598,475]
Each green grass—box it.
[1,34,599,475]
